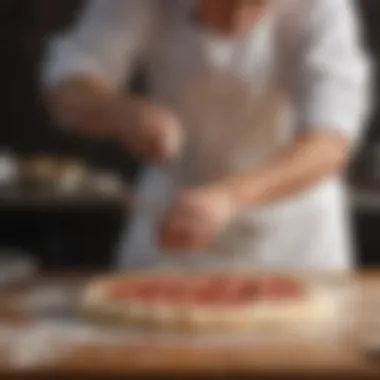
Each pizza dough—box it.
[81,273,336,331]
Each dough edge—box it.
[79,273,337,331]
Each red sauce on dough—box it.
[105,275,303,307]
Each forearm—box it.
[221,131,350,212]
[45,74,183,162]
[45,74,143,139]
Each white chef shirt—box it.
[42,0,371,272]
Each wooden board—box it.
[0,272,379,379]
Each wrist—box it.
[110,95,150,137]
[216,176,257,215]
[208,181,242,221]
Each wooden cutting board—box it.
[0,272,379,379]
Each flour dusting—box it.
[0,322,125,368]
[0,280,355,369]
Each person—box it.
[42,0,371,272]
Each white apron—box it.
[116,3,353,272]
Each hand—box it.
[47,78,184,163]
[80,97,184,163]
[158,186,237,253]
[117,99,184,163]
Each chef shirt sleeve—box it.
[41,0,157,91]
[294,0,372,146]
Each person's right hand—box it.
[116,98,184,163]
[47,77,184,163]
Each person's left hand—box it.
[158,186,237,253]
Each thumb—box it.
[158,119,185,161]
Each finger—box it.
[160,229,207,252]
[165,200,197,220]
[159,123,184,159]
[159,218,214,252]
[128,142,152,160]
[126,132,168,162]
[177,227,211,251]
[126,135,163,162]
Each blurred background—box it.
[0,0,379,271]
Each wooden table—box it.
[1,273,380,379]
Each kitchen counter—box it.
[0,273,380,379]
[0,185,126,209]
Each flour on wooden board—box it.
[0,281,355,369]
[0,319,350,369]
